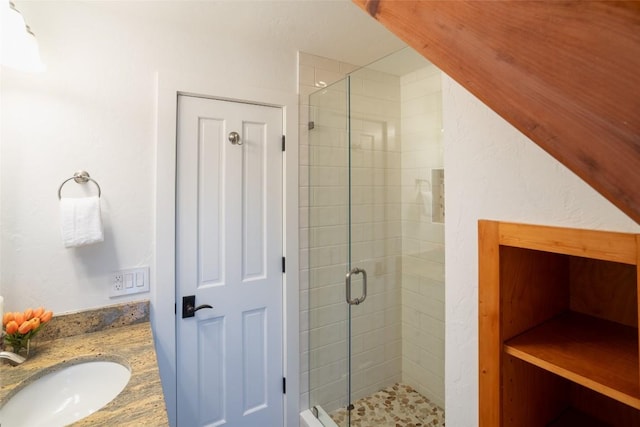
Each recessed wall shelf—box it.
[479,221,640,426]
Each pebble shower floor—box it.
[329,383,445,427]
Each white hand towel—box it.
[60,196,104,248]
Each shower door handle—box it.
[345,267,367,305]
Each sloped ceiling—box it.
[353,0,640,224]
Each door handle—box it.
[345,267,367,305]
[182,295,214,318]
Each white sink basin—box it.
[0,359,131,427]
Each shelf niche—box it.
[479,220,640,426]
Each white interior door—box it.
[176,95,284,426]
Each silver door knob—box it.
[228,131,242,145]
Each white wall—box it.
[2,2,156,314]
[0,1,297,314]
[443,75,640,426]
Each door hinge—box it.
[283,377,286,394]
[308,121,315,130]
[282,256,286,273]
[282,135,285,152]
[174,303,176,315]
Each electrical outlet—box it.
[113,273,124,291]
[110,267,149,298]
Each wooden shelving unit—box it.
[479,221,640,426]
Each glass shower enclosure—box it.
[306,48,445,427]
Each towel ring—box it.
[58,170,102,199]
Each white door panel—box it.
[176,95,283,426]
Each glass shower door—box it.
[307,76,372,427]
[307,47,443,427]
[308,65,404,427]
[341,66,403,425]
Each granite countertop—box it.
[0,302,168,426]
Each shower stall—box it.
[305,48,445,427]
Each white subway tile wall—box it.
[400,64,444,408]
[299,51,445,414]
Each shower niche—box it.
[305,48,445,427]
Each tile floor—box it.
[330,383,445,427]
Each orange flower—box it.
[17,320,32,334]
[3,312,14,326]
[13,312,25,326]
[4,307,52,355]
[5,320,18,334]
[33,307,44,318]
[39,311,53,323]
[30,317,41,330]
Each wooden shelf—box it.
[479,221,640,426]
[505,311,640,409]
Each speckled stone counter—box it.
[0,301,168,426]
